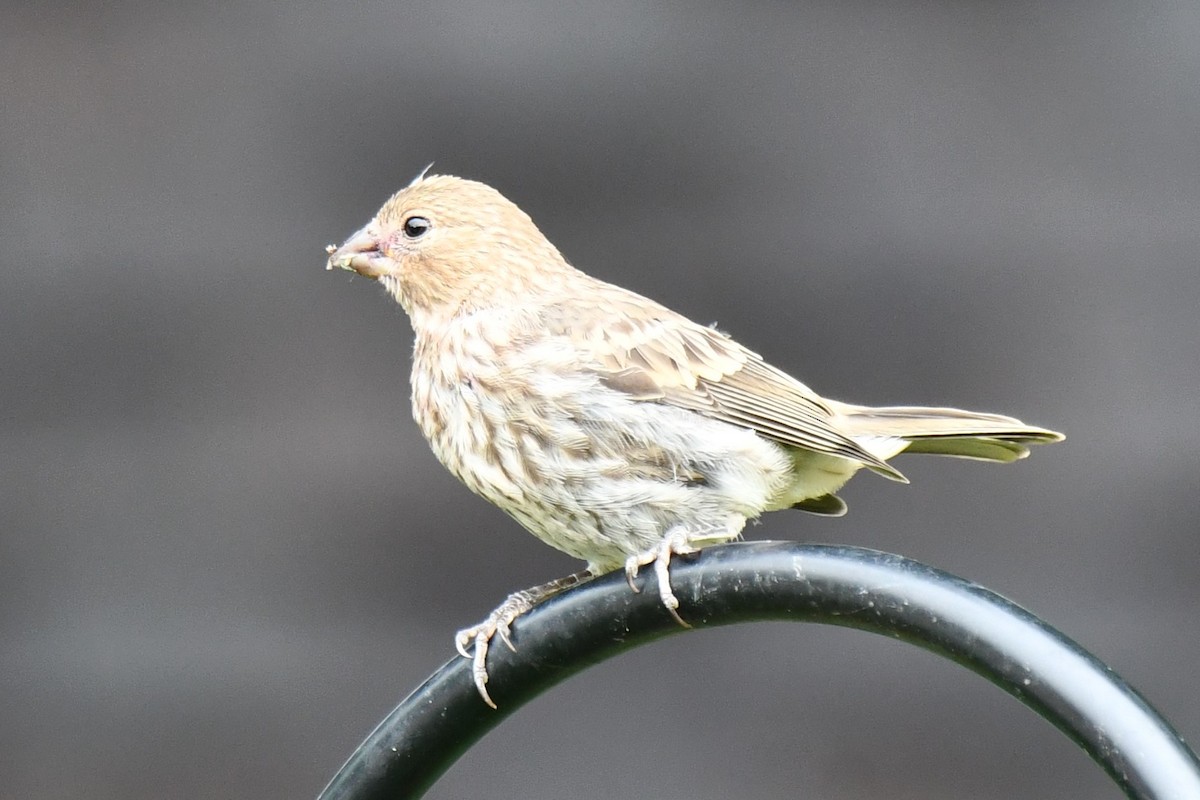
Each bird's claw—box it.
[454,590,536,709]
[624,528,696,628]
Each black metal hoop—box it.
[317,542,1200,799]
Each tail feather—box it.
[901,436,1030,462]
[833,404,1064,464]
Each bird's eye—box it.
[403,216,431,239]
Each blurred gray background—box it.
[4,2,1199,798]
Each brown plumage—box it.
[327,173,1063,706]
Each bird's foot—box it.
[455,570,592,709]
[455,590,532,709]
[624,528,696,628]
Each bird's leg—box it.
[455,569,593,709]
[624,527,697,628]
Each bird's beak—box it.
[325,228,388,279]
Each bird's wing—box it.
[538,289,904,479]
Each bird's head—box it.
[326,173,572,326]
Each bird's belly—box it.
[411,369,794,572]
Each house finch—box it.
[326,172,1063,707]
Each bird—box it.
[326,171,1063,707]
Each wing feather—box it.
[537,286,904,479]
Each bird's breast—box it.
[411,353,527,509]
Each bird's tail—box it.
[831,403,1064,463]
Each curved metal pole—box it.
[317,542,1200,800]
